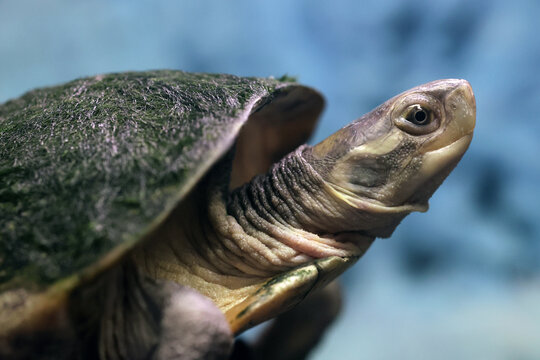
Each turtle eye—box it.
[405,105,431,125]
[393,93,442,135]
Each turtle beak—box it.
[443,79,475,139]
[451,80,476,135]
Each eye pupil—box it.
[414,110,427,123]
[405,106,431,125]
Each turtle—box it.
[0,70,475,359]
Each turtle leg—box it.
[153,282,233,360]
[231,281,342,360]
[69,260,233,360]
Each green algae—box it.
[0,70,290,290]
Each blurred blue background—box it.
[1,0,539,359]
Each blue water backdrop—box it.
[1,1,539,358]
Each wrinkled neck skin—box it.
[135,146,406,310]
[224,145,402,261]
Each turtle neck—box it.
[132,146,373,311]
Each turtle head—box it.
[306,79,475,232]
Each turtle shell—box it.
[0,70,324,294]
